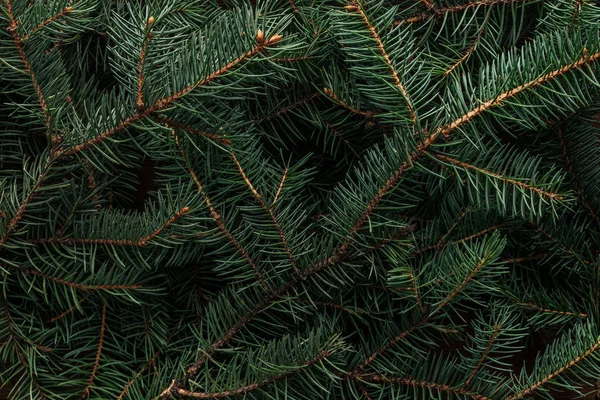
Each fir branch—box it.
[62,33,284,156]
[24,269,142,291]
[47,296,88,324]
[464,325,501,386]
[271,168,288,208]
[500,254,547,263]
[255,92,320,125]
[510,298,588,318]
[535,225,593,266]
[506,338,600,399]
[433,154,564,200]
[174,349,332,398]
[322,87,375,118]
[20,5,73,42]
[82,303,106,399]
[155,116,231,145]
[435,257,487,311]
[397,0,539,25]
[344,1,416,122]
[4,0,51,128]
[137,16,155,109]
[231,152,299,273]
[556,126,598,223]
[355,374,492,400]
[171,133,269,291]
[415,224,505,255]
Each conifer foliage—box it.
[1,0,600,398]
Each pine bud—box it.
[65,6,73,12]
[268,34,283,45]
[344,4,358,11]
[256,29,265,44]
[148,16,155,25]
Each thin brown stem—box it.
[231,153,299,273]
[323,88,374,118]
[82,303,106,398]
[136,17,154,109]
[20,6,73,41]
[271,168,288,208]
[62,33,283,157]
[354,374,491,400]
[175,350,331,398]
[464,325,501,386]
[25,269,142,291]
[506,338,600,400]
[155,116,231,145]
[47,296,88,324]
[347,1,416,122]
[434,154,563,200]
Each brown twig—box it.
[20,6,73,41]
[82,303,107,398]
[24,269,142,291]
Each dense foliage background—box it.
[2,0,600,399]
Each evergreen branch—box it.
[82,303,106,399]
[323,88,375,118]
[344,1,416,122]
[464,324,501,386]
[397,0,539,25]
[444,31,481,76]
[435,257,486,311]
[535,225,593,265]
[271,168,288,208]
[137,16,155,109]
[556,126,598,222]
[500,254,547,263]
[156,116,231,145]
[28,206,190,246]
[506,338,600,399]
[117,348,163,400]
[433,154,564,200]
[62,33,283,156]
[511,298,588,318]
[255,92,320,125]
[20,5,73,42]
[171,133,269,291]
[416,225,505,255]
[24,269,142,291]
[302,299,371,315]
[174,349,332,398]
[355,374,492,400]
[4,0,51,128]
[47,296,88,324]
[231,153,299,273]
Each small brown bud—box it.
[148,16,155,25]
[256,29,264,44]
[267,34,283,45]
[344,4,358,11]
[65,6,73,12]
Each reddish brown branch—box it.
[506,338,600,399]
[323,88,374,118]
[25,269,142,291]
[271,168,288,208]
[136,17,154,109]
[354,374,491,400]
[231,153,299,273]
[47,296,88,324]
[346,1,416,122]
[82,303,106,398]
[20,6,73,41]
[62,33,283,157]
[255,92,320,125]
[434,154,564,200]
[464,325,501,386]
[155,116,231,145]
[170,132,268,291]
[176,350,331,398]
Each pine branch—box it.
[510,298,588,318]
[556,126,598,223]
[4,0,51,128]
[156,116,231,145]
[397,0,539,25]
[535,225,593,266]
[322,88,375,119]
[355,374,492,400]
[433,154,564,200]
[344,1,416,122]
[255,92,320,125]
[47,296,88,324]
[271,168,288,208]
[464,324,501,386]
[137,16,155,109]
[23,269,142,291]
[82,303,107,398]
[20,5,73,42]
[171,132,269,291]
[231,152,299,274]
[62,33,284,156]
[415,223,505,255]
[506,338,600,400]
[174,349,332,398]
